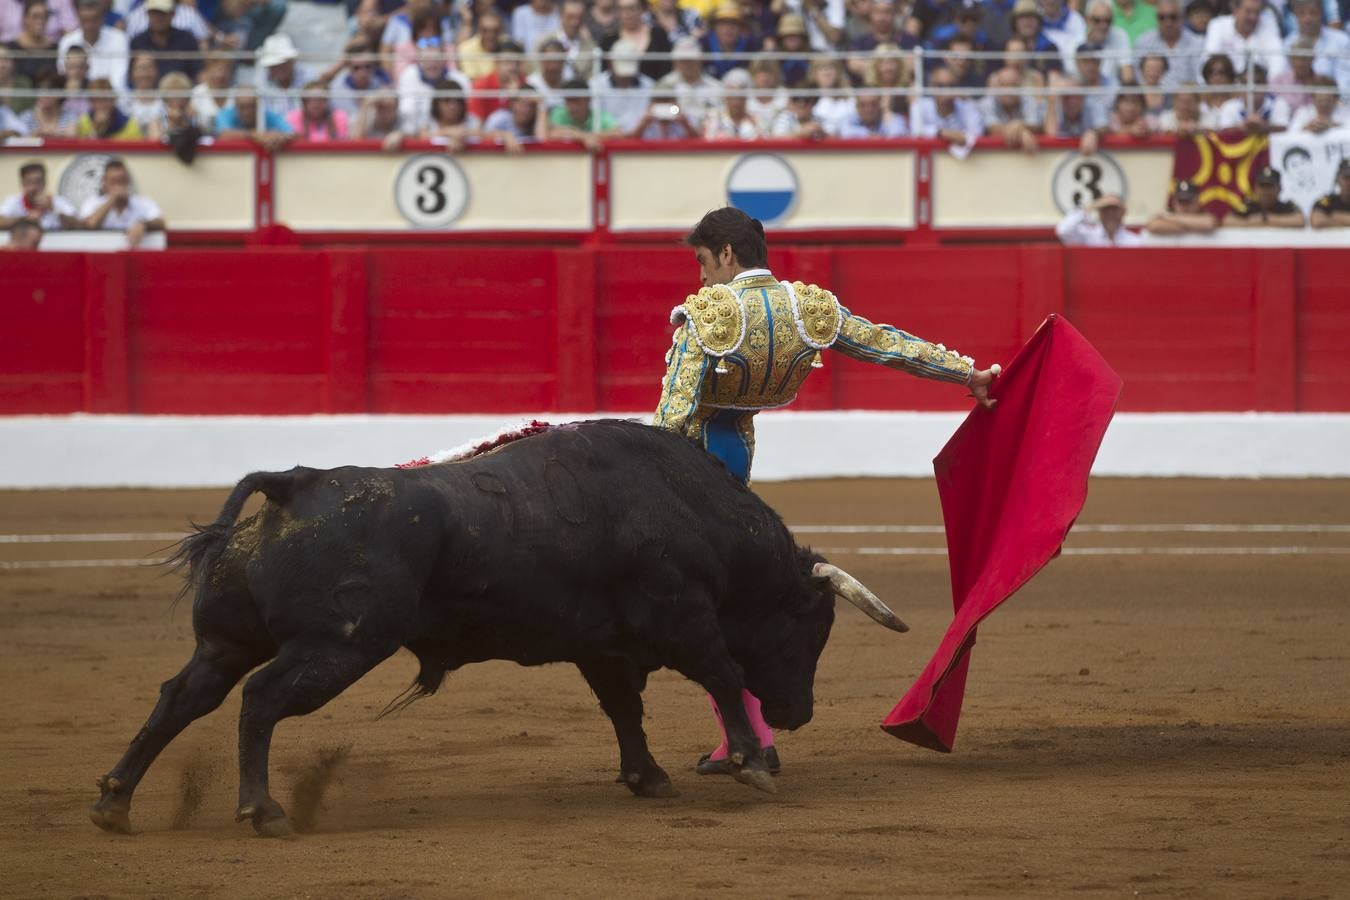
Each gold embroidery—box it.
[678,285,745,357]
[835,310,973,385]
[788,282,844,348]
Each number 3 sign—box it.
[394,154,470,228]
[1050,152,1127,213]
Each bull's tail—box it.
[165,469,302,605]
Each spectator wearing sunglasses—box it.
[1079,0,1132,83]
[329,49,391,118]
[1133,0,1202,86]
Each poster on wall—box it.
[1271,127,1350,216]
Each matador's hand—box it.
[967,364,1001,409]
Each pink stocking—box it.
[706,689,775,761]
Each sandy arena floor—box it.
[1,478,1347,899]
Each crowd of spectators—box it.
[0,0,1346,153]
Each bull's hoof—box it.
[89,797,133,834]
[733,763,777,795]
[237,799,295,839]
[90,774,132,834]
[622,769,679,799]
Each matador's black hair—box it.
[684,207,768,268]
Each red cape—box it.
[881,315,1122,751]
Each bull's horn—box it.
[813,563,909,633]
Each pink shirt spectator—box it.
[0,0,77,42]
[285,106,351,141]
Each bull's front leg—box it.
[577,658,677,798]
[660,612,775,795]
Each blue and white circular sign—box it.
[725,153,798,225]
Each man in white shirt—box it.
[1056,193,1142,246]
[783,0,845,52]
[78,158,165,249]
[0,161,80,232]
[910,65,984,149]
[1039,0,1087,66]
[838,93,908,137]
[1203,0,1287,79]
[57,0,129,91]
[1284,0,1350,96]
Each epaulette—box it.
[669,285,746,373]
[782,281,843,368]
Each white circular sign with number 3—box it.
[1050,152,1127,214]
[394,154,470,228]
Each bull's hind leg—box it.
[235,638,394,837]
[91,639,264,834]
[577,658,677,799]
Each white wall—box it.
[1,412,1347,488]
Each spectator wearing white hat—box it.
[589,37,652,132]
[128,0,203,81]
[123,0,210,42]
[57,0,129,92]
[702,66,761,139]
[257,32,315,118]
[656,35,721,129]
[1056,193,1142,246]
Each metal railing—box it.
[2,44,1347,141]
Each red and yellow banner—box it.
[1171,129,1270,217]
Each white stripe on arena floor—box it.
[4,546,1350,570]
[3,524,1350,545]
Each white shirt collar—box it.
[731,268,773,282]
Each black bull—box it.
[90,420,906,837]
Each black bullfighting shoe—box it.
[695,746,781,776]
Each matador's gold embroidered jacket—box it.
[652,269,974,481]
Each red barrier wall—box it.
[3,245,1348,415]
